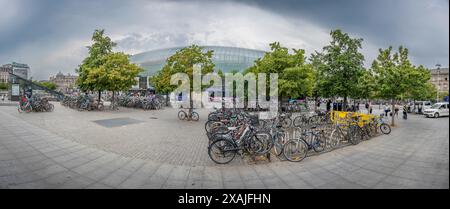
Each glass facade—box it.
[131,46,266,77]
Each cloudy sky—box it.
[0,0,448,80]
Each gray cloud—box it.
[0,0,447,80]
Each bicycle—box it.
[208,122,272,164]
[178,108,199,121]
[283,127,326,162]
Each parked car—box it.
[423,102,449,118]
[414,101,432,114]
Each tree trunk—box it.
[343,96,348,112]
[189,89,193,120]
[391,100,395,126]
[279,92,283,113]
[111,91,115,110]
[165,92,169,107]
[221,76,225,109]
[314,96,318,112]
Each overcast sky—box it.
[0,0,448,80]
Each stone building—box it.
[430,68,449,93]
[49,72,78,93]
[0,66,12,84]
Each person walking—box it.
[384,103,391,117]
[403,103,408,120]
[326,99,332,112]
[394,103,400,118]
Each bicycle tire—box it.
[191,112,199,121]
[312,133,326,152]
[251,131,272,155]
[178,111,186,120]
[380,123,391,135]
[283,139,308,162]
[208,138,237,164]
[282,118,292,128]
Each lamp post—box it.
[436,64,441,102]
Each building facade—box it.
[0,66,12,84]
[49,72,78,93]
[2,62,30,80]
[131,46,266,89]
[430,68,449,93]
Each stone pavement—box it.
[0,104,448,189]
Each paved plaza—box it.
[0,103,448,189]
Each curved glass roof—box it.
[131,46,266,77]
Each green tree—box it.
[311,29,365,109]
[404,65,434,102]
[247,42,314,107]
[152,45,215,109]
[85,52,142,107]
[355,68,377,101]
[37,81,57,90]
[0,82,8,90]
[372,46,422,126]
[77,29,117,101]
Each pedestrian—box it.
[394,103,399,118]
[326,99,332,112]
[384,103,391,117]
[403,103,408,120]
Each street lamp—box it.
[436,64,441,102]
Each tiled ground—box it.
[0,103,448,189]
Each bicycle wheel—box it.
[348,126,361,145]
[178,111,186,120]
[251,131,272,155]
[312,133,326,152]
[281,118,292,128]
[329,128,342,148]
[24,105,32,113]
[191,112,199,121]
[283,139,308,162]
[272,133,286,156]
[208,139,237,164]
[380,123,391,135]
[48,104,55,112]
[98,104,104,111]
[293,116,303,127]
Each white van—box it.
[424,102,449,118]
[414,101,432,114]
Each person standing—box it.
[394,103,400,118]
[326,99,332,112]
[384,103,391,117]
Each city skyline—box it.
[0,0,448,80]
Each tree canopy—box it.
[76,29,142,106]
[246,42,314,100]
[311,29,365,107]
